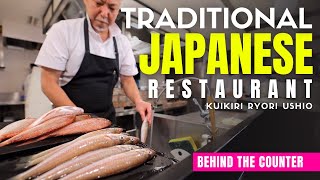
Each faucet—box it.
[192,98,210,124]
[192,97,218,141]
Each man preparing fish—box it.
[35,0,152,124]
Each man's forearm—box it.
[120,75,142,105]
[40,67,75,107]
[42,82,75,107]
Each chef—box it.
[34,0,152,124]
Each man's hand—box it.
[120,75,153,124]
[135,100,153,124]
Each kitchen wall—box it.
[0,16,44,94]
[140,71,165,90]
[2,19,45,43]
[0,42,39,93]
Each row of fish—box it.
[0,106,155,179]
[11,129,155,180]
[0,106,112,147]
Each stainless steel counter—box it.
[0,92,24,106]
[150,109,263,180]
[0,92,25,121]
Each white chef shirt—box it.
[35,17,138,86]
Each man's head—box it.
[83,0,121,33]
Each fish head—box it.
[124,136,140,145]
[141,148,156,159]
[106,134,131,144]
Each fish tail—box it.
[17,155,32,164]
[7,177,17,180]
[23,156,44,167]
[15,161,32,170]
[11,167,35,180]
[8,174,25,180]
[16,158,40,170]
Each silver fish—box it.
[12,134,139,180]
[17,128,123,168]
[61,148,156,180]
[36,145,141,180]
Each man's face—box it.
[84,0,121,32]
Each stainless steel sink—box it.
[151,116,210,152]
[135,114,228,160]
[133,109,259,161]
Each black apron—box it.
[62,18,119,122]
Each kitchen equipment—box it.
[207,95,217,138]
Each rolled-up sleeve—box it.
[35,21,69,71]
[118,35,138,76]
